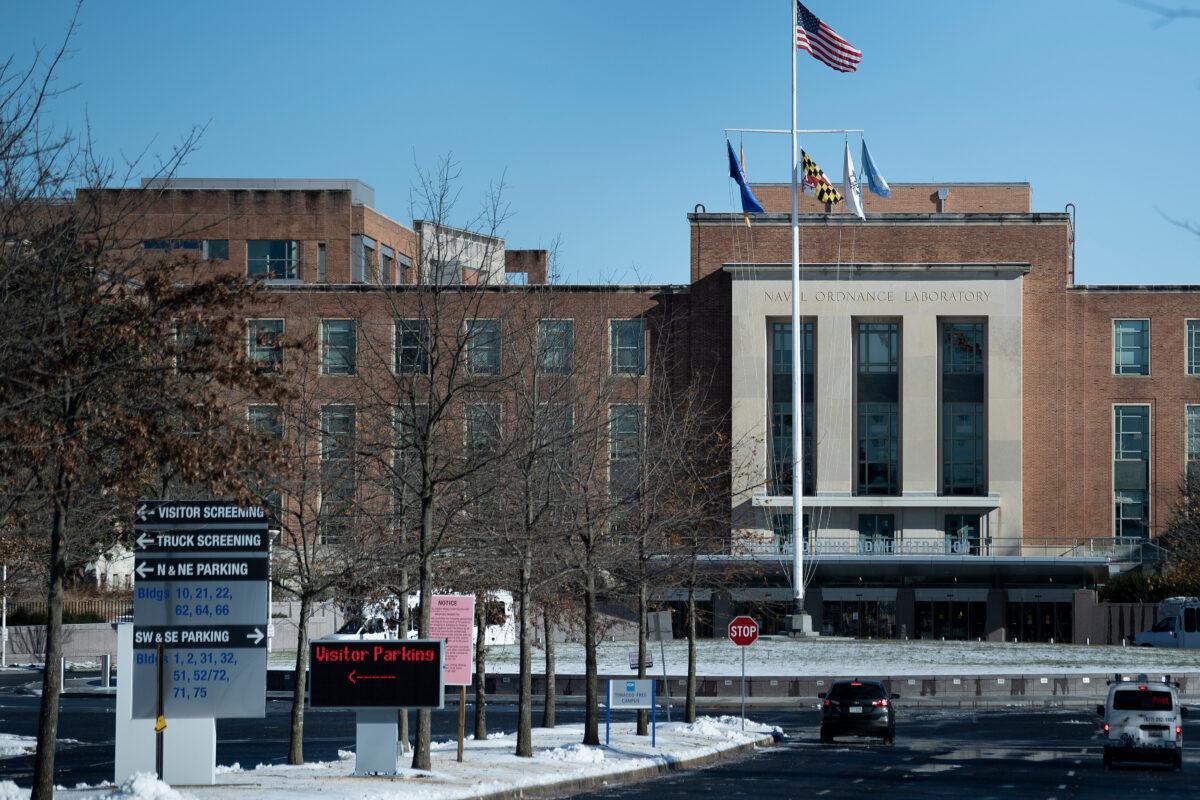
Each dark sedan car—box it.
[819,679,898,744]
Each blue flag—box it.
[727,140,765,214]
[860,139,891,198]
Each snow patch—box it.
[214,763,242,775]
[537,743,605,764]
[95,773,189,800]
[0,734,36,759]
[0,780,28,800]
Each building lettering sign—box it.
[814,538,978,556]
[762,289,991,304]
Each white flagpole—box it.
[789,0,805,623]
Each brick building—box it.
[108,177,1198,643]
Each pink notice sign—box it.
[430,594,475,686]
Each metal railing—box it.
[6,597,132,624]
[736,535,1166,562]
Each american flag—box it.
[796,2,861,73]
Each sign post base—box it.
[355,709,400,775]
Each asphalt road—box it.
[0,671,1197,798]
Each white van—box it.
[1135,597,1200,648]
[1097,674,1186,770]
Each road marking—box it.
[1067,771,1075,777]
[817,791,830,796]
[1058,785,1066,790]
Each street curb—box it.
[446,730,779,800]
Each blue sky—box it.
[3,1,1198,284]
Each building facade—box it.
[106,177,1199,643]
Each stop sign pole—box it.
[727,616,759,731]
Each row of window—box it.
[248,401,644,543]
[247,318,648,377]
[1113,318,1200,376]
[146,238,412,283]
[769,319,987,498]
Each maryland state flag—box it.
[801,149,843,205]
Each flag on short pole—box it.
[842,140,864,220]
[727,140,765,221]
[801,149,842,205]
[795,2,862,73]
[860,139,891,198]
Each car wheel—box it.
[1102,750,1112,769]
[1173,752,1183,771]
[820,729,833,744]
[885,730,895,745]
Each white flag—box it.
[843,140,865,220]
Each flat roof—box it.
[140,177,375,206]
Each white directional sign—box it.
[131,499,271,720]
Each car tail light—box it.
[872,699,889,708]
[823,699,833,708]
[1103,723,1110,733]
[1177,726,1183,736]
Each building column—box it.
[896,588,916,640]
[986,589,1007,641]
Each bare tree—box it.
[0,26,278,798]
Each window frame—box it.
[1112,402,1152,539]
[609,319,647,376]
[607,403,644,505]
[394,318,430,375]
[319,404,357,544]
[537,318,575,375]
[465,318,502,376]
[246,318,285,373]
[1112,318,1150,376]
[1187,320,1200,376]
[320,319,357,376]
[246,239,300,282]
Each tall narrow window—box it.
[770,321,814,496]
[381,245,395,284]
[1114,405,1150,539]
[608,404,644,506]
[466,319,501,375]
[321,320,356,375]
[318,242,327,283]
[856,322,900,495]
[393,403,429,526]
[610,319,646,376]
[1187,405,1200,480]
[1188,321,1200,375]
[320,405,356,544]
[352,235,377,283]
[395,319,429,375]
[941,321,986,496]
[465,403,502,460]
[1113,319,1150,376]
[247,405,282,522]
[247,240,299,281]
[538,319,574,374]
[247,319,284,373]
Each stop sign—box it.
[727,616,759,647]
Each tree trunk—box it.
[516,555,532,755]
[31,482,68,800]
[287,595,313,764]
[473,590,487,740]
[398,566,410,753]
[412,497,434,771]
[686,582,697,723]
[541,606,555,728]
[582,569,599,745]
[636,571,648,736]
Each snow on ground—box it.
[37,717,777,800]
[480,637,1200,677]
[0,734,36,759]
